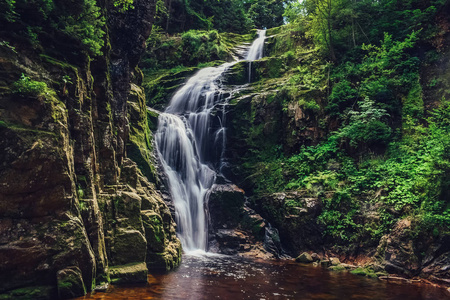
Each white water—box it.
[246,29,266,82]
[155,32,266,252]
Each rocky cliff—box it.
[0,0,181,299]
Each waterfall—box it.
[155,32,266,253]
[246,29,266,82]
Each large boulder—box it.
[109,262,148,284]
[252,191,323,253]
[375,218,420,277]
[296,252,313,263]
[56,267,86,299]
[207,184,245,229]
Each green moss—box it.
[0,286,54,300]
[39,54,78,72]
[350,267,378,278]
[109,262,148,284]
[329,265,346,271]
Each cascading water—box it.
[246,29,266,82]
[155,32,266,253]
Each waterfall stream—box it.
[246,29,266,82]
[155,30,266,252]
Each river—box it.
[77,253,448,299]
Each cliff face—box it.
[0,0,181,299]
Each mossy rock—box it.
[146,251,180,271]
[330,257,341,266]
[109,262,148,284]
[0,286,54,300]
[295,252,313,263]
[56,266,86,299]
[222,61,249,85]
[115,192,142,221]
[111,228,147,265]
[350,267,379,278]
[142,211,166,253]
[329,265,346,272]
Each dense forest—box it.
[0,0,450,299]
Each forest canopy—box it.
[155,0,290,33]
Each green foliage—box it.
[248,0,285,29]
[114,0,134,12]
[59,0,106,56]
[328,32,420,118]
[12,74,49,96]
[156,0,253,34]
[0,40,17,53]
[338,97,392,149]
[289,0,446,61]
[1,0,18,22]
[1,0,105,57]
[141,29,233,74]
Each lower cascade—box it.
[155,31,266,252]
[155,63,233,252]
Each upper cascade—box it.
[246,29,267,61]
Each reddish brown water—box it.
[77,254,449,300]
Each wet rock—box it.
[0,285,54,300]
[94,283,109,292]
[215,229,249,255]
[264,225,282,258]
[330,257,341,266]
[109,262,148,284]
[142,211,166,253]
[311,253,320,261]
[251,191,323,253]
[110,229,147,265]
[375,218,420,277]
[146,239,182,271]
[339,263,357,270]
[222,61,250,85]
[57,267,86,299]
[207,184,245,229]
[320,260,331,267]
[420,234,450,281]
[296,252,313,263]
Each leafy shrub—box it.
[12,74,49,96]
[338,97,392,149]
[59,0,105,56]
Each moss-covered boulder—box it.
[222,61,249,85]
[296,252,313,263]
[142,211,166,253]
[109,262,148,284]
[0,286,54,300]
[110,229,147,266]
[56,267,86,299]
[146,238,182,271]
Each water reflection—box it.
[77,254,449,300]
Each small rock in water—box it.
[320,260,331,267]
[295,252,313,263]
[330,257,341,266]
[311,253,320,261]
[94,283,109,292]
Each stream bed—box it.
[77,254,449,299]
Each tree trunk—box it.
[165,0,172,32]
